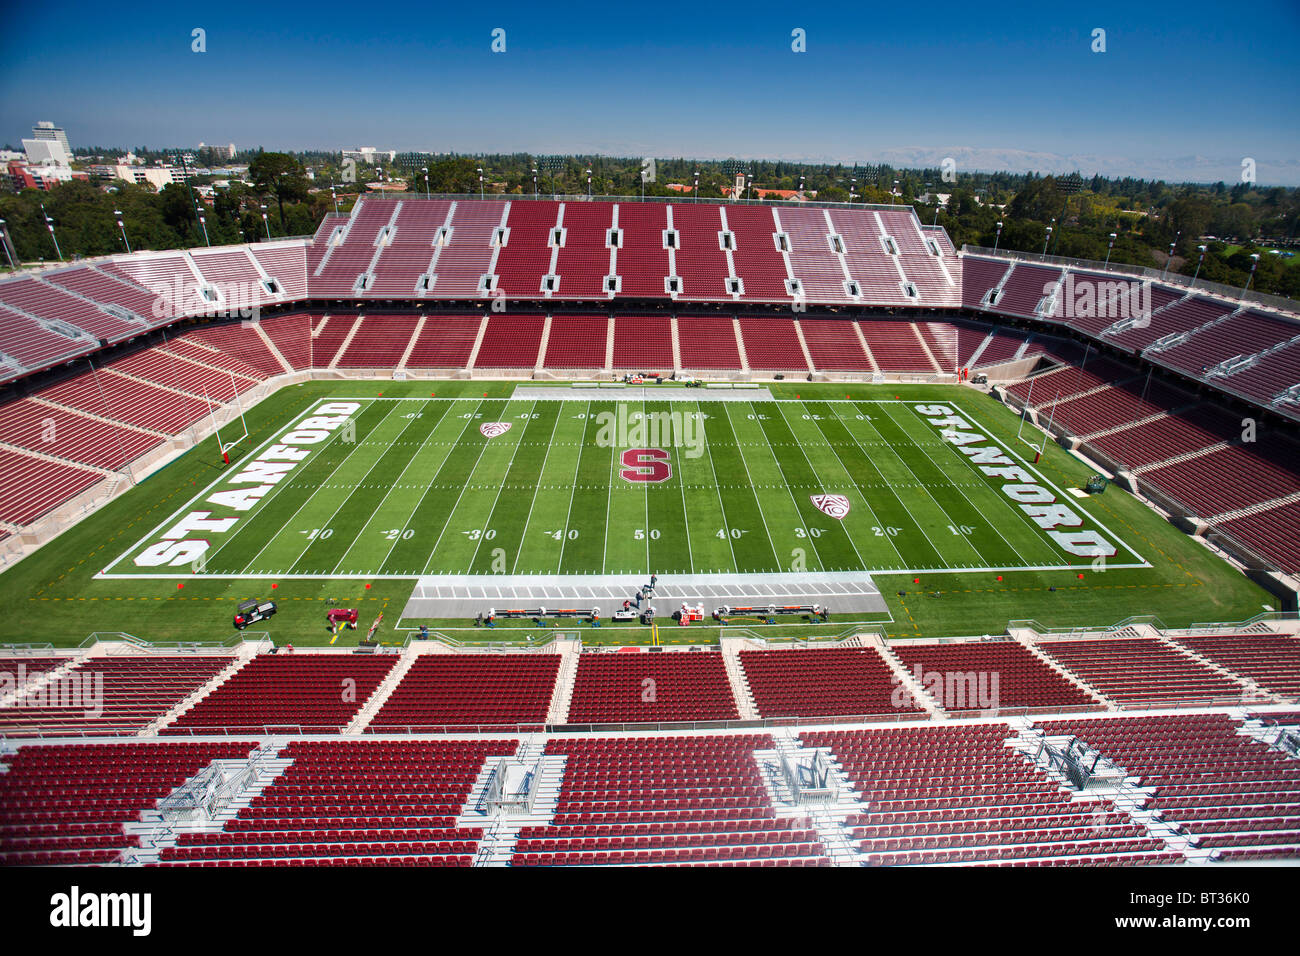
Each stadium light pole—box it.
[1191,244,1207,287]
[693,170,699,203]
[1161,231,1181,278]
[197,211,210,247]
[993,221,1003,253]
[477,166,484,200]
[422,167,429,199]
[1041,225,1052,258]
[40,202,62,260]
[1242,252,1260,296]
[586,167,592,198]
[850,178,857,203]
[114,209,131,253]
[330,181,340,217]
[260,204,271,240]
[1104,232,1117,269]
[532,166,538,198]
[0,219,15,269]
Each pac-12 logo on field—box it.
[810,494,851,520]
[479,422,512,438]
[620,448,671,483]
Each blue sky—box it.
[2,0,1297,183]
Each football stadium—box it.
[0,4,1296,919]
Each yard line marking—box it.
[673,403,695,574]
[878,400,1040,569]
[730,400,827,571]
[694,400,739,572]
[281,402,429,574]
[509,399,565,574]
[111,396,369,576]
[328,399,448,575]
[375,398,487,573]
[234,399,403,574]
[641,395,651,572]
[773,400,873,571]
[555,410,590,571]
[718,403,781,572]
[781,402,906,569]
[419,399,524,576]
[831,402,949,564]
[601,402,617,575]
[466,400,540,572]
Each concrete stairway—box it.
[141,651,255,735]
[344,651,419,734]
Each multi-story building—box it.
[30,121,71,156]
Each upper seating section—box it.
[0,656,234,736]
[892,640,1101,711]
[670,204,731,302]
[428,200,505,298]
[827,208,910,305]
[961,256,1012,309]
[552,202,614,298]
[0,303,97,379]
[367,199,453,297]
[1034,638,1244,704]
[0,277,140,345]
[776,206,849,303]
[45,266,162,327]
[740,647,923,718]
[313,198,395,295]
[992,263,1064,319]
[368,655,560,730]
[611,203,669,298]
[494,202,557,297]
[878,209,959,307]
[1171,633,1300,698]
[165,654,396,733]
[1155,308,1298,379]
[725,205,790,301]
[566,651,739,723]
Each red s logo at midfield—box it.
[620,448,671,483]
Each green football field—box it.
[2,380,1276,648]
[101,393,1143,580]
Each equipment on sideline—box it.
[234,599,276,629]
[714,604,829,622]
[485,606,601,623]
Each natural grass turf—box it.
[0,379,1278,648]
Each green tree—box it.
[248,152,311,229]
